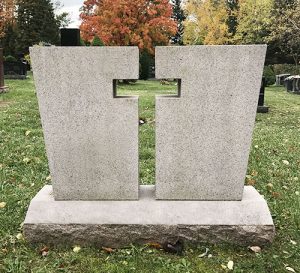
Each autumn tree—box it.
[170,0,186,45]
[183,0,231,45]
[0,0,15,39]
[80,0,177,54]
[16,0,60,53]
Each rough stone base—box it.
[0,86,9,93]
[4,75,27,80]
[257,105,269,113]
[24,185,275,247]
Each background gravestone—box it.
[155,45,266,200]
[60,28,81,46]
[0,48,9,93]
[257,77,269,113]
[30,47,139,200]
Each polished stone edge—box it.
[23,186,275,247]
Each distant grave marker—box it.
[0,48,9,93]
[60,28,81,46]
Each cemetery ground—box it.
[0,74,299,273]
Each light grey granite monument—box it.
[155,46,266,200]
[29,47,139,200]
[24,46,275,247]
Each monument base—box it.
[0,86,9,93]
[24,185,275,247]
[257,105,269,113]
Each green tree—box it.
[53,1,72,28]
[234,0,273,44]
[170,0,186,45]
[270,0,300,66]
[16,0,60,53]
[91,36,104,46]
[0,23,17,56]
[226,0,239,37]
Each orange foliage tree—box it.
[80,0,177,54]
[0,0,15,38]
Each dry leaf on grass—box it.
[272,192,281,198]
[198,248,209,258]
[102,247,115,253]
[16,233,23,240]
[249,246,262,253]
[40,246,49,257]
[73,246,81,253]
[282,160,290,165]
[147,242,163,249]
[23,157,30,164]
[227,260,234,270]
[286,267,296,272]
[247,179,256,186]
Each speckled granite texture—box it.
[155,45,267,200]
[30,47,139,200]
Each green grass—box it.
[0,75,299,272]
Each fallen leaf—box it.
[221,264,227,269]
[23,157,30,164]
[46,175,51,181]
[267,183,273,189]
[251,170,258,176]
[25,130,31,136]
[198,248,209,258]
[272,192,280,198]
[16,233,23,240]
[227,260,234,270]
[147,242,163,249]
[247,179,256,186]
[249,246,261,253]
[73,246,81,253]
[40,246,49,257]
[0,202,6,209]
[102,247,114,253]
[286,267,296,272]
[282,160,290,165]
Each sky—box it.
[55,0,83,28]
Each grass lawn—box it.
[0,74,299,273]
